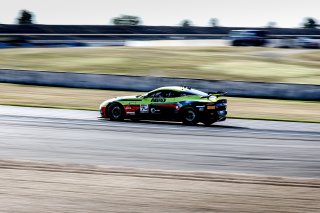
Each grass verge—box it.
[0,47,319,84]
[0,83,319,123]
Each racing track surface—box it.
[0,105,319,178]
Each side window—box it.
[147,90,181,98]
[147,91,164,98]
[165,91,180,98]
[180,92,190,97]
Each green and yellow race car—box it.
[99,86,227,126]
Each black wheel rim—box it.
[185,110,196,122]
[112,106,121,119]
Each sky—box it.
[1,0,319,27]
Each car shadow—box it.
[125,119,250,130]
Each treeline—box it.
[11,10,320,29]
[1,24,320,37]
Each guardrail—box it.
[0,69,319,100]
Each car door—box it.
[149,90,179,119]
[136,90,179,120]
[147,90,166,119]
[159,90,179,118]
[132,90,164,119]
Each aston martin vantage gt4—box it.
[99,86,227,126]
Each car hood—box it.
[100,95,140,108]
[113,95,141,101]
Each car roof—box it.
[152,86,192,92]
[152,86,209,94]
[146,86,209,96]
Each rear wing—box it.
[201,91,227,99]
[208,91,227,97]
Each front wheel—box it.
[181,107,199,125]
[108,103,125,121]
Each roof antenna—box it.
[181,85,192,89]
[180,79,191,89]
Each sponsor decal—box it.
[124,105,140,114]
[140,104,149,113]
[150,108,160,114]
[153,103,177,108]
[151,98,166,102]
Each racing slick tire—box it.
[108,103,125,121]
[181,107,199,126]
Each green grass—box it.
[0,83,319,123]
[0,47,319,84]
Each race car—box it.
[99,86,227,126]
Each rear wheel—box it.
[108,103,125,121]
[181,107,199,125]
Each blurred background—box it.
[0,10,319,121]
[0,1,319,212]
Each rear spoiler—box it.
[202,91,227,98]
[210,91,227,96]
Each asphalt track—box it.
[0,105,319,178]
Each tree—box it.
[180,19,192,27]
[17,10,33,24]
[209,18,219,27]
[303,17,318,29]
[266,21,277,28]
[112,15,141,26]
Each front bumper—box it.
[216,110,227,121]
[100,106,107,118]
[203,109,227,121]
[204,99,227,122]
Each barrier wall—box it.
[0,69,319,100]
[1,24,320,36]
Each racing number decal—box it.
[140,104,149,113]
[151,98,166,102]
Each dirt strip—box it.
[0,160,319,213]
